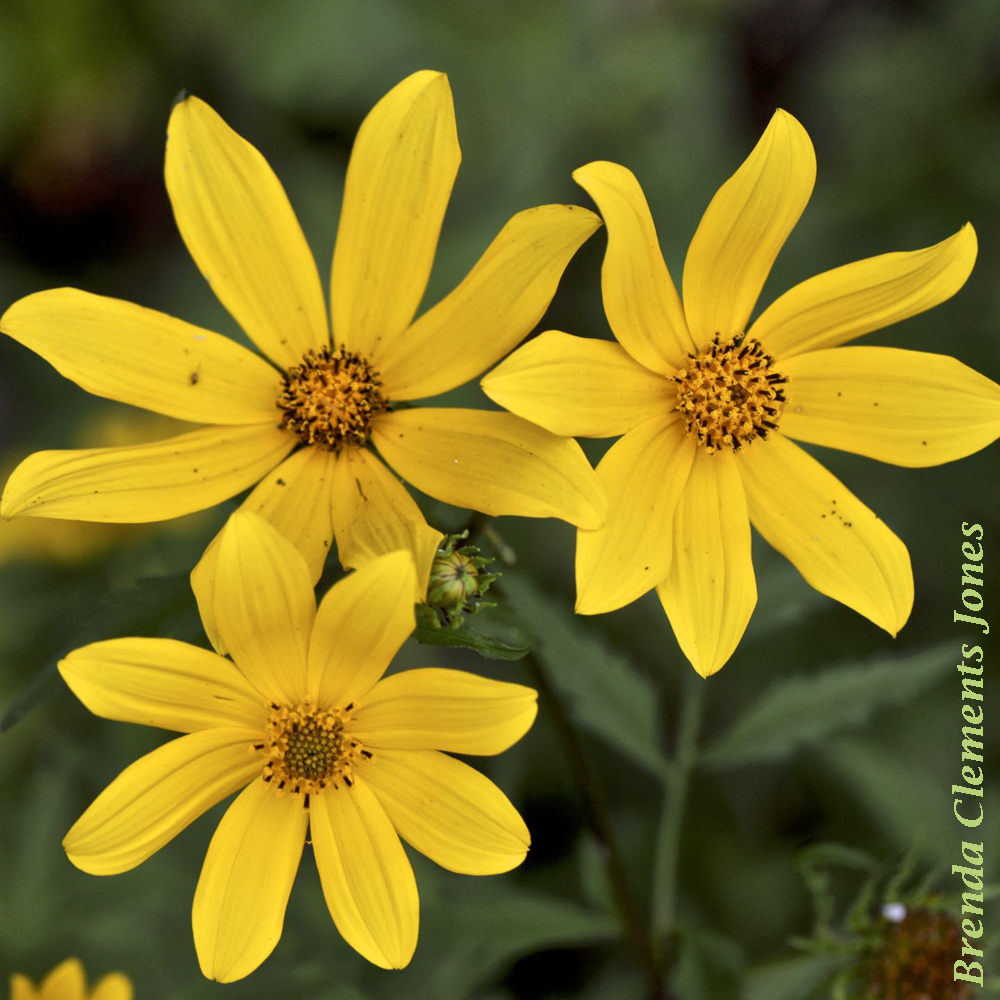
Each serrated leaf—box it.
[702,644,952,768]
[412,625,531,660]
[501,572,667,778]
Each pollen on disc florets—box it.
[277,346,388,450]
[674,334,787,453]
[256,702,369,799]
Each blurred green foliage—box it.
[1,0,998,997]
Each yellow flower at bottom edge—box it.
[0,70,605,620]
[482,109,1000,677]
[10,959,132,1000]
[59,512,537,982]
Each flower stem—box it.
[652,668,706,966]
[524,650,669,1000]
[465,515,672,997]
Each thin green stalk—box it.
[468,516,671,997]
[524,650,669,1000]
[652,670,706,966]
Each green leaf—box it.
[796,842,879,934]
[500,572,668,778]
[797,842,878,872]
[412,624,531,660]
[701,644,953,768]
[0,660,60,733]
[0,565,202,735]
[407,889,619,999]
[744,954,847,1000]
[672,925,744,999]
[821,734,959,864]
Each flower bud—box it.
[419,531,499,629]
[427,550,480,611]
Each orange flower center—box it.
[256,702,369,799]
[674,334,787,453]
[277,346,388,450]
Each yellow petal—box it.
[350,668,537,755]
[332,71,460,359]
[308,550,417,709]
[739,434,913,634]
[380,205,601,399]
[750,224,977,359]
[165,97,328,369]
[576,415,696,614]
[59,637,267,733]
[231,445,336,581]
[310,780,419,969]
[372,408,607,529]
[656,450,756,677]
[780,346,1000,467]
[358,748,529,875]
[1,423,294,522]
[573,160,695,371]
[190,537,228,657]
[63,728,262,876]
[193,778,307,983]
[39,960,85,1000]
[482,330,673,438]
[682,110,816,346]
[90,974,133,1000]
[9,974,38,1000]
[0,289,280,424]
[191,446,336,655]
[211,511,316,707]
[330,447,442,601]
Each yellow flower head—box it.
[482,110,999,677]
[10,959,131,1000]
[1,71,605,603]
[58,512,537,982]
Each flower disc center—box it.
[278,346,388,450]
[261,703,367,796]
[858,907,972,1000]
[674,335,787,453]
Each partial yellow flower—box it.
[1,71,605,604]
[483,110,999,677]
[59,512,536,981]
[9,959,132,1000]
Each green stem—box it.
[524,650,669,1000]
[466,516,671,997]
[652,669,706,966]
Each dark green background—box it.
[0,1,997,997]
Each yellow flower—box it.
[482,110,999,677]
[1,71,605,608]
[10,959,131,1000]
[59,512,537,981]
